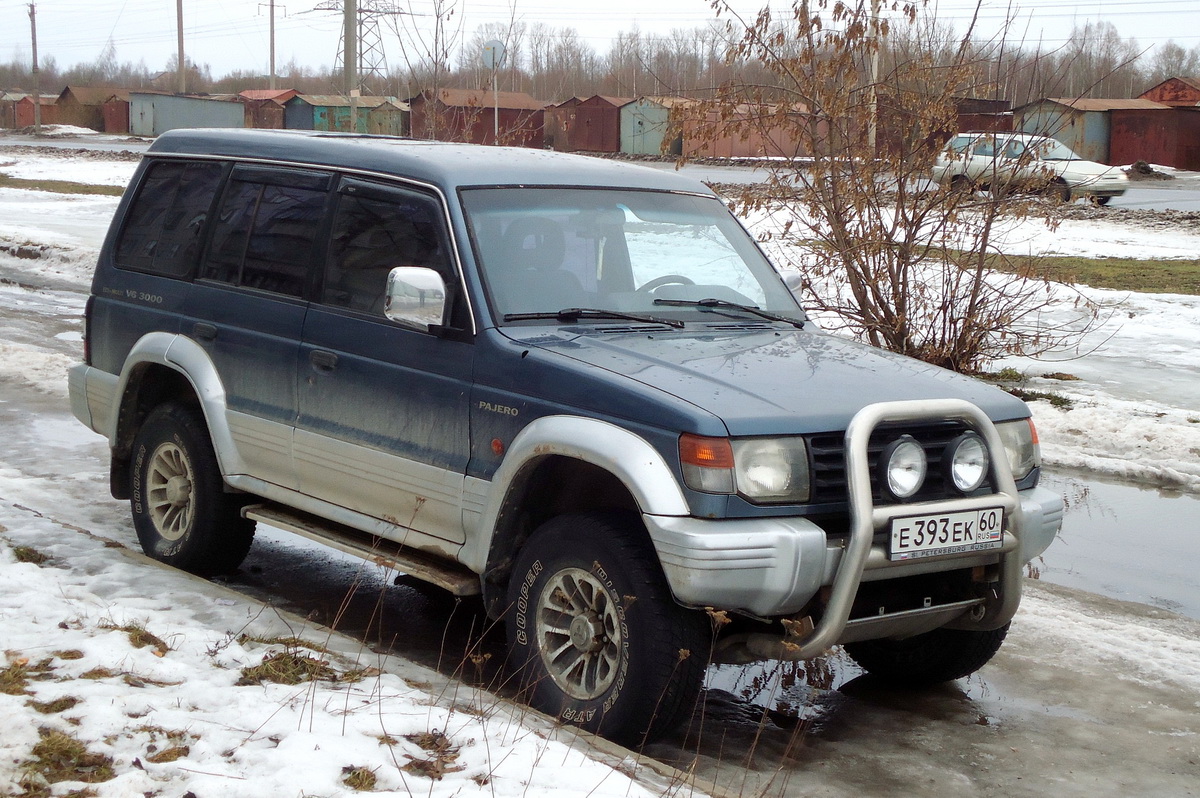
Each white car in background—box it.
[933,132,1129,205]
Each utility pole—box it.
[176,0,187,93]
[344,0,357,95]
[344,0,357,130]
[28,3,40,134]
[270,0,277,90]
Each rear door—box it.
[295,177,474,544]
[187,164,333,489]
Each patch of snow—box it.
[0,153,137,187]
[0,497,685,798]
[0,342,73,395]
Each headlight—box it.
[679,435,810,504]
[944,432,989,493]
[732,438,810,503]
[880,435,926,500]
[996,418,1040,481]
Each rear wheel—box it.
[505,512,710,745]
[130,402,255,575]
[1044,179,1072,203]
[1093,195,1112,206]
[844,623,1009,686]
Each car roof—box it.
[148,128,713,195]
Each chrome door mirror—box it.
[384,267,447,330]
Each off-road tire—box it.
[505,511,710,746]
[130,402,255,575]
[844,623,1009,686]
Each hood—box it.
[506,325,1029,436]
[1053,158,1127,182]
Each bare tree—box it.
[708,0,1101,373]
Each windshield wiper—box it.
[504,308,685,328]
[653,297,805,328]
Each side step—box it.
[242,504,481,597]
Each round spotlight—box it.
[880,435,926,500]
[945,433,990,493]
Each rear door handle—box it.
[193,322,217,342]
[309,349,339,372]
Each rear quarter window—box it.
[200,166,332,297]
[114,160,225,277]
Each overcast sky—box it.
[2,0,1197,80]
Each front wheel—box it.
[130,402,255,575]
[505,512,710,745]
[844,623,1009,686]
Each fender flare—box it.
[111,332,245,476]
[463,415,690,576]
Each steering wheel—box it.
[636,274,695,292]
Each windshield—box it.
[1030,137,1078,161]
[460,187,801,325]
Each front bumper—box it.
[645,399,1065,662]
[644,483,1062,619]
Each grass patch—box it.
[989,253,1200,296]
[237,634,329,654]
[341,765,379,791]
[237,651,339,686]
[2,656,55,695]
[0,174,124,196]
[1,661,32,695]
[402,731,464,780]
[100,622,169,656]
[12,545,50,565]
[1006,387,1074,410]
[145,745,190,764]
[23,728,114,787]
[28,696,80,714]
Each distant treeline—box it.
[2,13,1196,104]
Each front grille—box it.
[807,421,980,505]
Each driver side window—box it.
[321,180,450,315]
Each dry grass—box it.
[28,696,80,715]
[237,651,339,686]
[145,745,190,764]
[341,765,379,791]
[12,545,49,565]
[402,730,464,780]
[23,728,114,787]
[0,174,124,196]
[99,622,169,656]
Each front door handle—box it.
[193,322,217,342]
[309,349,339,372]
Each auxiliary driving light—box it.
[880,435,926,500]
[945,432,990,493]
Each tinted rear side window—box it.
[115,160,224,277]
[201,167,331,297]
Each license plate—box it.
[889,508,1004,561]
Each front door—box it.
[295,177,474,544]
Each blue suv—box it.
[70,129,1063,745]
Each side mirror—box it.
[783,272,805,298]
[384,267,447,331]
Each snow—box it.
[0,143,1198,793]
[0,497,675,798]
